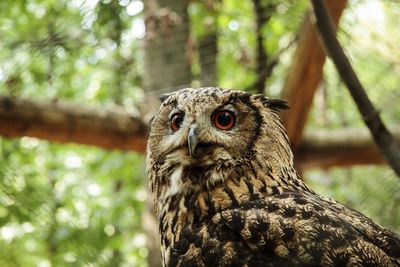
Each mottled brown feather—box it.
[147,87,400,267]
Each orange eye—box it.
[213,110,235,130]
[171,113,184,132]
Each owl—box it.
[146,87,400,267]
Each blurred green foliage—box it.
[0,0,399,266]
[0,139,148,266]
[0,1,148,266]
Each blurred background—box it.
[0,0,399,266]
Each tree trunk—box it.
[143,0,191,94]
[199,32,218,86]
[142,1,192,266]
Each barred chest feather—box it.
[157,160,301,267]
[155,161,400,267]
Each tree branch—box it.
[2,94,400,171]
[0,95,148,152]
[298,127,400,169]
[310,0,400,177]
[245,36,297,92]
[251,0,275,94]
[280,0,347,151]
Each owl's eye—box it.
[213,110,235,130]
[170,112,184,131]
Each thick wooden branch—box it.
[1,94,399,171]
[280,0,347,151]
[0,95,148,152]
[310,0,400,177]
[298,127,400,169]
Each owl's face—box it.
[147,87,290,207]
[149,88,261,164]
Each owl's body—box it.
[147,87,400,266]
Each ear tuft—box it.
[253,94,290,111]
[159,93,170,102]
[264,98,290,111]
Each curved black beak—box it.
[188,125,198,157]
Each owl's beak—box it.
[188,125,198,157]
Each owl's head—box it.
[147,87,293,209]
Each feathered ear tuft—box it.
[253,94,290,111]
[264,98,290,111]
[159,93,171,102]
